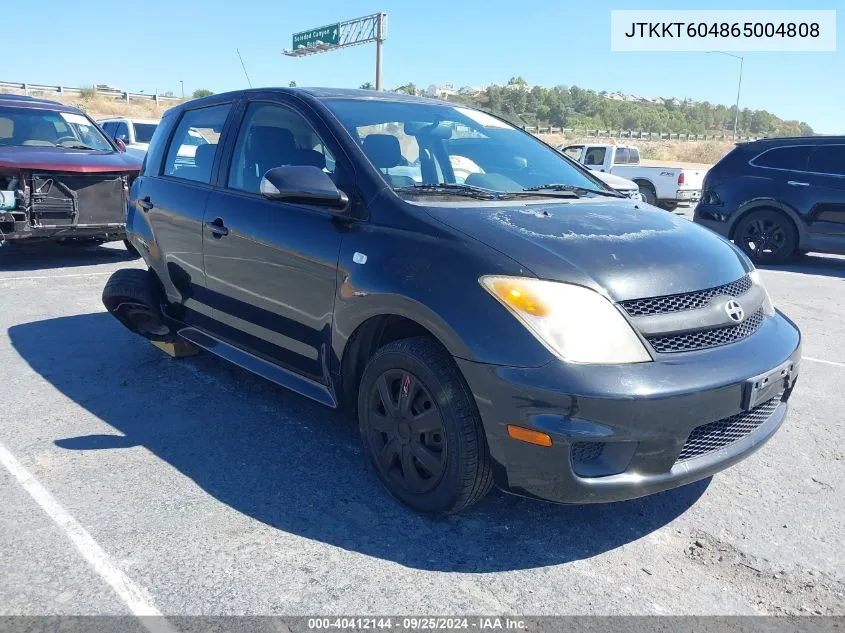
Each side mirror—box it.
[114,138,127,153]
[260,166,349,212]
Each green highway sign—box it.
[292,23,340,49]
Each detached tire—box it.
[357,336,493,515]
[733,209,798,265]
[102,269,174,342]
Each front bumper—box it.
[457,311,801,504]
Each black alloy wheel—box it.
[734,209,797,265]
[364,368,447,494]
[357,337,493,514]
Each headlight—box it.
[480,276,652,364]
[749,270,775,316]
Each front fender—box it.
[331,222,553,370]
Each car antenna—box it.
[236,48,253,88]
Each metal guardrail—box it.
[525,125,758,142]
[0,81,182,104]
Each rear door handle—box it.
[138,196,154,211]
[205,219,229,237]
[787,181,810,187]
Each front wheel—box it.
[357,337,493,515]
[733,209,798,265]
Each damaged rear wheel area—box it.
[102,269,175,342]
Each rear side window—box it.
[562,146,582,160]
[584,147,606,166]
[614,147,630,164]
[628,147,640,164]
[807,145,845,176]
[163,104,231,184]
[752,146,812,171]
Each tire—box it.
[733,209,798,265]
[659,201,679,212]
[357,336,493,515]
[102,268,175,342]
[637,182,657,206]
[123,238,141,259]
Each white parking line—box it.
[0,272,114,282]
[805,356,845,368]
[0,441,176,631]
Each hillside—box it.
[432,77,814,137]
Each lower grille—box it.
[677,395,782,462]
[571,442,604,464]
[647,309,764,353]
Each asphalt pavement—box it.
[0,241,843,617]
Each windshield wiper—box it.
[523,183,626,198]
[62,144,98,151]
[394,183,581,201]
[394,183,502,199]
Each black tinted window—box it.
[163,104,231,184]
[808,145,845,176]
[614,147,629,164]
[134,123,157,144]
[753,146,812,171]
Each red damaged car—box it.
[0,94,141,250]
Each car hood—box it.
[592,170,638,191]
[0,146,141,173]
[424,198,750,301]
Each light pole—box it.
[708,51,744,140]
[180,80,184,99]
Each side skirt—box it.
[177,327,337,409]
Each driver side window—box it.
[228,102,335,194]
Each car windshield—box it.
[324,99,611,196]
[133,123,158,143]
[0,106,113,150]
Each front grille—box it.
[620,275,752,317]
[647,308,764,353]
[677,395,782,462]
[571,442,604,464]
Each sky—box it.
[8,0,843,133]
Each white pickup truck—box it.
[560,143,705,210]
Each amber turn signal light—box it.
[507,425,553,447]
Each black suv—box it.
[103,88,800,515]
[694,136,845,264]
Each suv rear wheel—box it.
[733,209,798,265]
[357,336,493,515]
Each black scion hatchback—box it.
[104,88,801,514]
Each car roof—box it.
[178,86,456,112]
[744,135,845,147]
[0,94,85,114]
[98,117,160,124]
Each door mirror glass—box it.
[114,138,126,153]
[260,166,349,212]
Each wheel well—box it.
[728,205,801,242]
[339,315,443,412]
[633,179,655,192]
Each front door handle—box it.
[205,218,229,237]
[787,181,810,187]
[138,196,154,211]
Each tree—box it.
[192,89,213,98]
[289,81,297,87]
[360,82,375,90]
